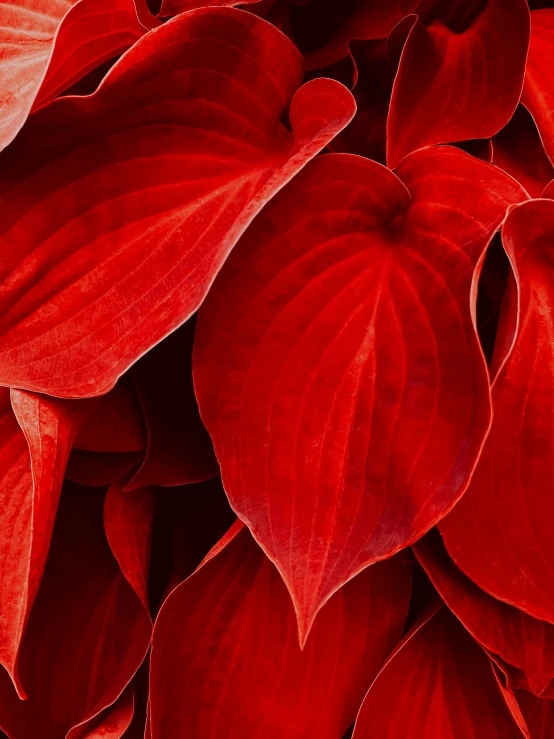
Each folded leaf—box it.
[522,10,554,166]
[352,607,522,738]
[387,0,530,167]
[414,531,554,696]
[0,389,84,696]
[150,524,411,739]
[129,320,218,489]
[0,7,354,398]
[0,0,152,152]
[0,483,151,739]
[194,147,527,643]
[440,199,554,626]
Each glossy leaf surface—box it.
[150,524,411,739]
[352,607,522,738]
[0,7,354,399]
[387,0,530,167]
[194,147,527,642]
[441,199,554,626]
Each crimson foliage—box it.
[0,0,552,736]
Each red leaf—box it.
[0,483,151,739]
[0,389,84,696]
[387,0,530,167]
[104,479,154,612]
[150,524,411,739]
[194,147,527,643]
[440,199,554,626]
[66,685,135,739]
[128,320,218,489]
[0,0,152,152]
[74,377,146,453]
[0,8,354,399]
[414,531,554,696]
[351,607,522,738]
[522,10,554,166]
[492,106,554,198]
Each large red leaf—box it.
[0,389,84,696]
[128,320,218,489]
[522,10,554,166]
[387,0,530,167]
[0,483,151,739]
[0,0,153,152]
[440,199,554,626]
[414,531,554,696]
[150,523,411,739]
[352,607,523,738]
[194,147,527,643]
[0,7,354,399]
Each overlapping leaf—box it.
[441,199,554,626]
[0,7,354,399]
[194,146,527,642]
[387,0,530,167]
[0,389,84,696]
[0,483,151,739]
[0,0,154,152]
[352,607,522,738]
[150,523,411,739]
[415,531,554,696]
